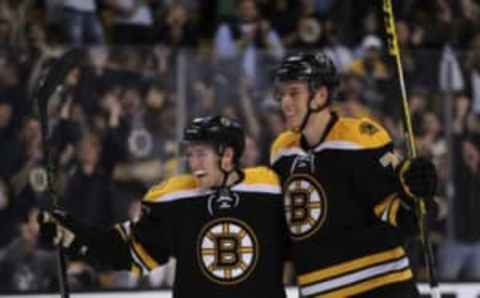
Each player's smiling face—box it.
[277,81,310,130]
[186,143,224,188]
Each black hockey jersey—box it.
[270,113,419,297]
[95,167,287,298]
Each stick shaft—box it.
[382,0,439,294]
[38,74,70,298]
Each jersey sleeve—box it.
[83,203,172,276]
[126,180,179,276]
[350,129,417,236]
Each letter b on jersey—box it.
[284,174,328,240]
[217,236,239,266]
[198,218,258,285]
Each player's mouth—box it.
[284,111,299,127]
[193,170,207,178]
[284,108,295,117]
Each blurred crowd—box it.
[1,0,480,293]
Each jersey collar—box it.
[300,111,339,151]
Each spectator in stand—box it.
[213,0,285,92]
[60,0,105,46]
[0,178,15,248]
[265,0,298,38]
[104,0,155,45]
[241,134,261,167]
[438,95,480,281]
[63,132,116,227]
[285,16,325,50]
[464,33,480,114]
[407,87,431,136]
[0,50,30,127]
[323,21,353,74]
[0,208,57,292]
[155,3,199,48]
[416,111,445,158]
[0,96,18,179]
[336,73,372,119]
[396,20,419,87]
[8,117,47,218]
[0,0,33,47]
[349,34,390,113]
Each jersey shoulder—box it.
[232,167,282,195]
[143,175,199,203]
[270,130,301,165]
[326,117,391,149]
[242,166,280,186]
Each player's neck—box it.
[225,170,241,187]
[302,109,332,147]
[211,168,241,188]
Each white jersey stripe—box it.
[301,257,410,296]
[231,183,281,194]
[148,188,214,203]
[271,141,366,165]
[313,140,363,152]
[149,184,280,204]
[271,148,307,165]
[130,248,149,276]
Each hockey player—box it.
[40,116,288,298]
[271,52,437,297]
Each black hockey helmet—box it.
[183,115,245,164]
[274,52,339,96]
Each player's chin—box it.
[198,178,215,188]
[286,119,301,131]
[194,172,211,187]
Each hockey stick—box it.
[381,1,440,297]
[35,48,83,298]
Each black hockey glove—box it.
[398,157,437,202]
[38,209,92,256]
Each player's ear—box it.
[221,147,235,171]
[311,86,328,109]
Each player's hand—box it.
[38,209,89,256]
[398,157,437,200]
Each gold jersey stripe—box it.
[319,268,413,298]
[130,263,141,277]
[270,131,301,164]
[298,246,406,285]
[388,198,401,227]
[241,167,281,186]
[114,224,127,241]
[143,175,199,203]
[374,194,396,218]
[325,117,391,149]
[131,238,159,270]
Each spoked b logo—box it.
[284,174,328,240]
[197,218,258,285]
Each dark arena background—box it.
[1,0,480,297]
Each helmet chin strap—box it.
[216,146,244,189]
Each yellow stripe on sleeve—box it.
[388,198,401,227]
[130,263,141,277]
[131,238,159,270]
[114,224,127,241]
[374,194,395,218]
[298,246,406,285]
